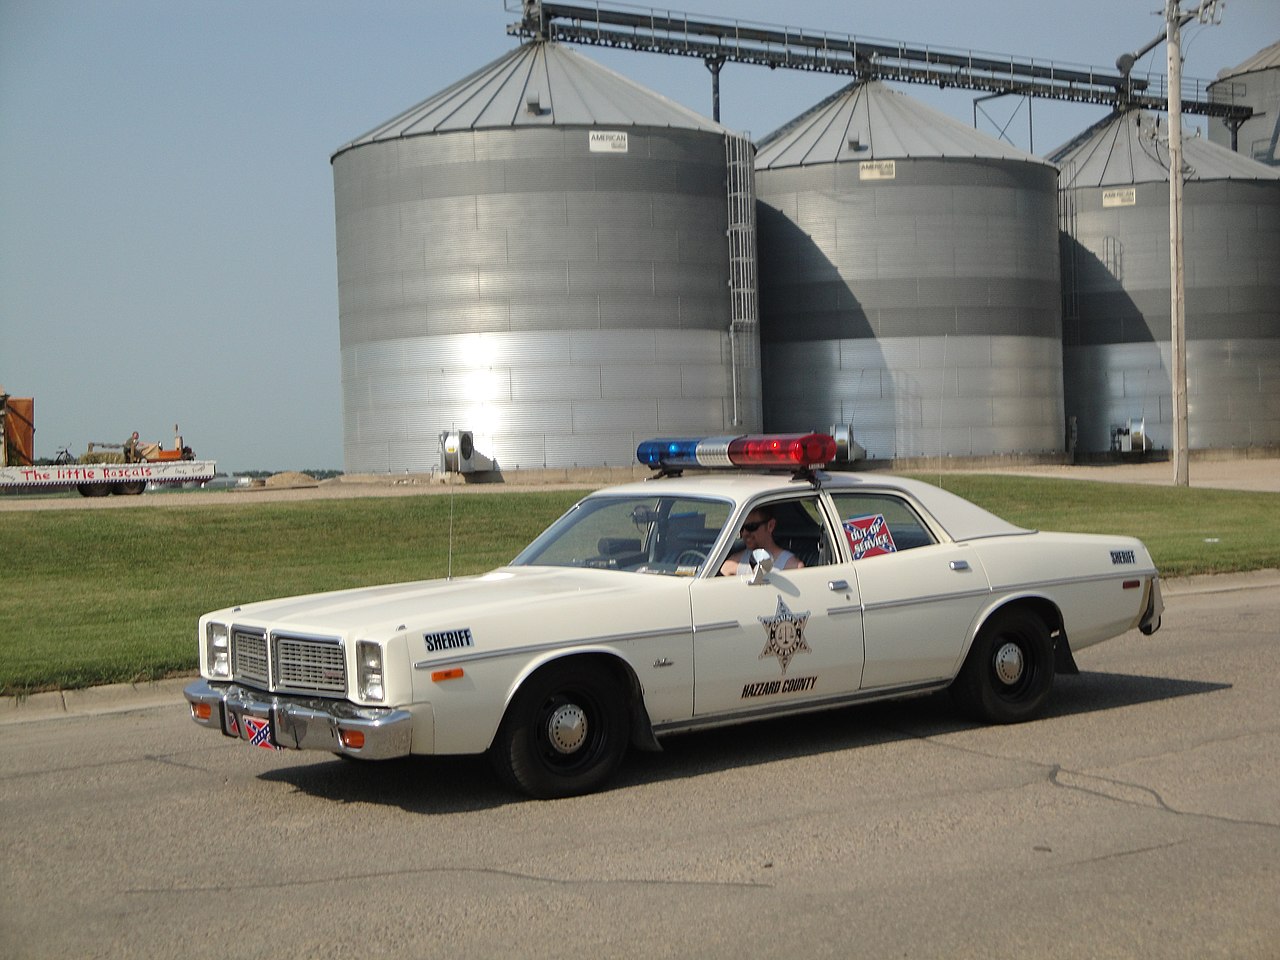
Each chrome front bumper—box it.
[184,679,414,760]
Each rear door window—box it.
[828,493,936,559]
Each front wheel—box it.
[490,661,629,799]
[951,608,1054,723]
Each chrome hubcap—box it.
[547,703,588,754]
[993,642,1025,685]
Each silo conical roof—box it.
[755,79,1053,169]
[1215,39,1280,80]
[1051,109,1280,187]
[334,41,728,156]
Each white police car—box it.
[185,433,1162,798]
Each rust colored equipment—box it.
[1,395,36,467]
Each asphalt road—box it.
[1,576,1277,960]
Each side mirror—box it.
[746,548,773,586]
[630,505,658,525]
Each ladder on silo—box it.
[725,132,758,428]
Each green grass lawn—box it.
[919,474,1280,576]
[1,476,1276,695]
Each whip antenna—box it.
[447,426,456,580]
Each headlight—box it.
[205,622,231,678]
[356,640,384,702]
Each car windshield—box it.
[511,494,734,576]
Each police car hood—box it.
[208,565,690,646]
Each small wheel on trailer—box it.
[113,481,147,496]
[950,607,1054,724]
[489,660,629,799]
[77,483,111,498]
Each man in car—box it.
[720,505,805,576]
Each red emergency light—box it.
[637,433,837,470]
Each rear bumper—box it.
[1139,576,1164,635]
[184,679,414,760]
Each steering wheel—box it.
[674,549,707,567]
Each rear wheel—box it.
[490,660,629,799]
[951,607,1054,723]
[114,481,146,496]
[77,483,111,498]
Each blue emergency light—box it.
[637,433,837,470]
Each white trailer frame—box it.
[0,460,218,496]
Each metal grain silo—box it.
[1055,110,1280,452]
[1209,41,1280,167]
[754,80,1064,460]
[332,42,761,472]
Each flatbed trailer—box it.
[0,460,218,496]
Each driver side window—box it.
[726,495,839,569]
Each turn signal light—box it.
[192,703,212,720]
[339,729,365,750]
[431,668,465,682]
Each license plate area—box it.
[227,706,282,750]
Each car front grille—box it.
[231,627,346,695]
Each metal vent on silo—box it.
[1055,109,1280,453]
[330,42,762,473]
[754,80,1065,460]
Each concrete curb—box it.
[1160,568,1280,597]
[3,569,1277,725]
[0,677,194,726]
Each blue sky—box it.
[2,0,1275,472]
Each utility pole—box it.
[1167,0,1190,486]
[1164,0,1223,487]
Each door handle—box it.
[828,579,850,591]
[950,560,970,571]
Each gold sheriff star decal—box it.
[758,597,812,674]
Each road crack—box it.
[125,865,772,896]
[879,723,1280,831]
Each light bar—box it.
[637,433,837,470]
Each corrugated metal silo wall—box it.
[1209,67,1280,167]
[755,158,1064,459]
[333,126,761,473]
[1060,179,1280,452]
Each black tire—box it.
[951,607,1054,724]
[77,483,111,498]
[489,660,629,799]
[114,481,146,496]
